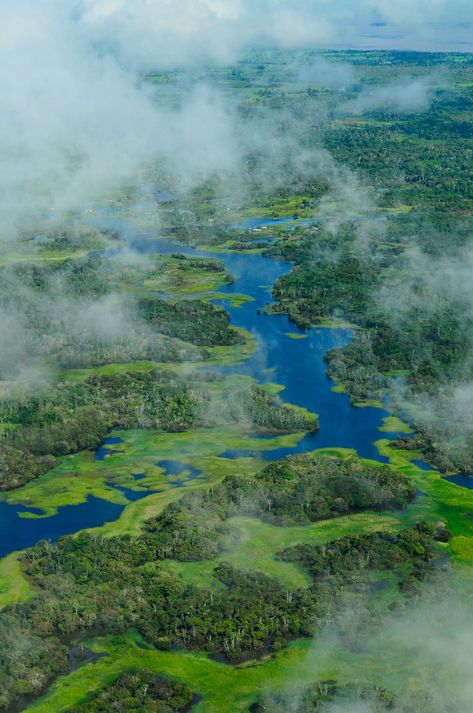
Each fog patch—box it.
[343,77,434,114]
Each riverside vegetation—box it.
[1,49,473,713]
[0,453,435,709]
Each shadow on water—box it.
[68,645,108,672]
[219,449,259,459]
[415,489,429,498]
[232,216,297,229]
[231,214,388,231]
[411,459,434,472]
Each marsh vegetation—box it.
[1,44,473,713]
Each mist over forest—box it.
[0,2,473,712]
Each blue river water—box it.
[0,456,203,558]
[444,475,473,490]
[96,436,124,461]
[0,230,430,558]
[0,498,125,559]
[127,236,407,465]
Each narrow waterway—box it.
[0,229,414,557]
[131,237,406,464]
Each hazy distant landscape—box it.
[1,2,473,712]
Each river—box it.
[0,227,419,558]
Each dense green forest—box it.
[69,671,194,713]
[0,254,237,378]
[0,452,433,709]
[1,48,472,713]
[268,224,473,471]
[0,372,316,490]
[138,297,242,347]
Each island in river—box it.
[1,48,473,713]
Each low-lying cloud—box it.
[0,1,245,241]
[77,0,473,65]
[0,0,455,243]
[292,582,473,713]
[343,78,434,114]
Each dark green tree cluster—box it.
[0,613,69,710]
[138,297,242,347]
[144,453,414,558]
[0,253,240,378]
[0,370,203,490]
[204,383,319,434]
[271,253,377,328]
[56,334,202,370]
[0,375,316,491]
[251,452,414,523]
[0,452,431,709]
[266,220,473,471]
[325,304,473,472]
[2,522,432,709]
[69,670,194,713]
[279,524,435,597]
[326,303,473,396]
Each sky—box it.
[74,0,473,62]
[0,0,471,239]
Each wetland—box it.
[1,44,473,713]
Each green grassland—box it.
[8,440,468,711]
[222,195,316,223]
[21,635,335,713]
[0,553,33,609]
[58,326,258,383]
[1,425,306,517]
[128,254,235,299]
[25,563,467,713]
[19,441,472,713]
[3,48,473,713]
[147,436,473,589]
[286,332,308,340]
[3,434,470,712]
[376,439,473,555]
[379,416,413,434]
[0,235,110,267]
[163,510,403,590]
[20,632,368,713]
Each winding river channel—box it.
[0,227,416,558]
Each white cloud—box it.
[0,0,245,240]
[0,0,468,241]
[344,78,433,114]
[76,0,473,65]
